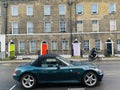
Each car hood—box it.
[70,61,99,68]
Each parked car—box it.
[13,54,103,89]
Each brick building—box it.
[0,0,120,59]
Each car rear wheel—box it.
[20,73,37,89]
[82,71,98,87]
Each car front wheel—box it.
[20,73,37,89]
[82,71,98,87]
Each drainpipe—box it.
[68,0,73,56]
[4,2,8,57]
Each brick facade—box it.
[1,0,120,58]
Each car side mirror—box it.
[56,64,60,70]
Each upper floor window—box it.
[62,40,69,50]
[76,20,83,32]
[109,3,116,13]
[30,41,36,53]
[91,4,98,14]
[92,20,99,32]
[84,40,89,51]
[27,22,34,34]
[12,22,18,34]
[19,41,25,53]
[59,21,66,32]
[12,5,18,16]
[59,5,66,15]
[27,5,33,16]
[110,20,116,31]
[44,5,50,15]
[44,22,51,32]
[76,4,83,14]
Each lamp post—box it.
[4,2,8,57]
[68,0,73,56]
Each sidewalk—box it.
[0,57,120,63]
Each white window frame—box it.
[44,5,50,15]
[27,21,34,34]
[26,5,33,16]
[109,3,116,13]
[0,23,1,34]
[30,41,36,53]
[12,22,18,34]
[0,42,1,52]
[19,41,25,53]
[110,20,116,31]
[51,41,58,50]
[62,40,69,50]
[76,20,83,32]
[59,4,66,15]
[91,4,98,14]
[95,40,101,50]
[84,40,89,51]
[59,21,66,32]
[92,20,99,32]
[0,6,1,16]
[117,39,120,51]
[12,5,18,16]
[44,22,51,32]
[76,4,83,14]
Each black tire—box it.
[20,73,37,89]
[82,71,98,87]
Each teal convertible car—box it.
[13,54,103,89]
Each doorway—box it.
[106,39,113,56]
[72,39,81,56]
[41,41,48,55]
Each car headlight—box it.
[13,69,17,75]
[94,68,103,74]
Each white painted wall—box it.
[0,35,5,52]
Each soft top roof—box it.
[38,53,59,59]
[31,54,59,66]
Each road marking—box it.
[9,84,16,90]
[68,88,85,90]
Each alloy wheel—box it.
[21,74,36,89]
[83,72,98,87]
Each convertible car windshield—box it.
[31,54,71,67]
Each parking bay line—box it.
[9,84,16,90]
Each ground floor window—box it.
[84,40,89,51]
[0,42,1,52]
[117,39,120,51]
[51,41,57,50]
[19,41,25,53]
[30,41,36,53]
[62,40,69,50]
[95,39,100,50]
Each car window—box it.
[41,58,57,67]
[41,58,67,67]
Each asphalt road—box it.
[0,61,120,90]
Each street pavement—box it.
[0,57,120,90]
[1,59,120,90]
[0,56,120,63]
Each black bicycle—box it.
[88,54,102,62]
